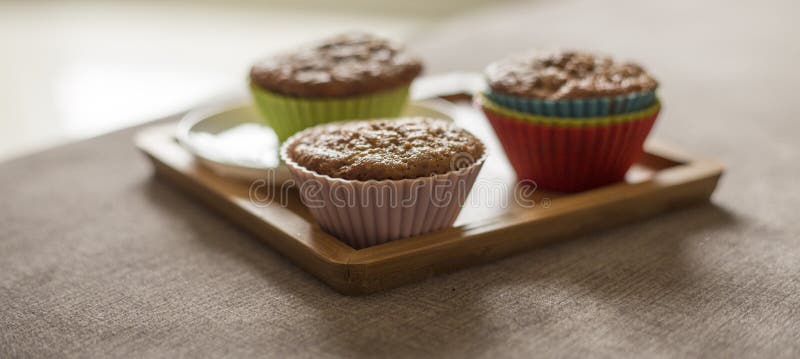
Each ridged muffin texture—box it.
[486,50,657,99]
[250,32,423,97]
[288,118,484,181]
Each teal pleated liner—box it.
[250,84,411,142]
[484,89,657,118]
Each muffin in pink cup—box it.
[280,118,486,249]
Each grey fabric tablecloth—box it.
[2,0,799,357]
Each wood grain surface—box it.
[136,113,722,294]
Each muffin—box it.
[478,50,662,192]
[250,32,423,141]
[281,117,486,248]
[484,50,658,117]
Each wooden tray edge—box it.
[136,123,724,295]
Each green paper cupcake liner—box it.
[484,89,656,118]
[250,84,411,142]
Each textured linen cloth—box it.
[2,0,800,357]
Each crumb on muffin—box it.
[287,118,484,181]
[250,32,423,98]
[485,50,658,99]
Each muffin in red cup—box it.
[477,93,660,192]
[484,50,658,117]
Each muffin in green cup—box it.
[249,32,423,142]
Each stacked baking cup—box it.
[479,51,661,192]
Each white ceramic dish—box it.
[176,99,457,184]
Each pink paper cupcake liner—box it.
[280,128,486,249]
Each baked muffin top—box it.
[485,50,658,99]
[250,32,423,98]
[287,118,484,181]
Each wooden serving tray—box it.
[136,103,723,295]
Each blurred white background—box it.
[0,0,503,161]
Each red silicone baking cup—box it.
[481,105,659,192]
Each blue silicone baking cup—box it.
[484,89,657,118]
